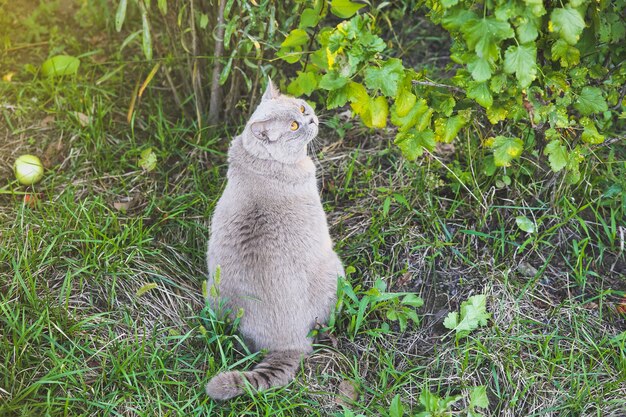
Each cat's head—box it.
[242,79,319,164]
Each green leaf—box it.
[434,115,467,143]
[470,386,489,409]
[574,87,608,116]
[468,57,492,82]
[491,136,523,167]
[281,29,309,48]
[580,118,605,144]
[199,13,209,29]
[287,71,319,96]
[544,140,568,172]
[327,85,350,109]
[467,81,493,108]
[441,0,459,7]
[517,18,539,43]
[523,0,546,17]
[141,5,152,60]
[157,0,167,15]
[299,8,320,29]
[461,17,514,62]
[551,39,580,67]
[139,147,157,171]
[515,215,536,233]
[443,294,491,338]
[382,196,391,217]
[115,0,128,32]
[330,0,366,19]
[41,55,80,77]
[551,7,585,45]
[402,293,424,308]
[364,58,405,97]
[389,394,404,417]
[319,71,349,90]
[394,130,436,160]
[503,44,537,88]
[443,311,459,331]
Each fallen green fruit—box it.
[14,154,44,185]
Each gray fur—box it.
[205,80,344,400]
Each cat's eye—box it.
[299,105,305,113]
[290,121,299,131]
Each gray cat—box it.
[204,80,344,400]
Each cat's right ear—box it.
[262,78,280,101]
[250,119,273,141]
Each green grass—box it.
[1,2,625,416]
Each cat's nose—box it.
[309,115,318,125]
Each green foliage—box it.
[413,385,488,417]
[334,272,423,338]
[443,294,490,339]
[278,0,626,183]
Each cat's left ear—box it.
[262,77,280,101]
[250,119,276,141]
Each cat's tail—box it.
[205,350,303,400]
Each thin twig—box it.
[5,41,48,52]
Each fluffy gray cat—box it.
[204,80,344,400]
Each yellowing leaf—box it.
[580,118,605,144]
[486,106,508,124]
[2,71,15,82]
[394,88,417,117]
[491,135,523,166]
[363,96,388,128]
[347,82,369,114]
[391,98,429,131]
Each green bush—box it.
[280,0,626,183]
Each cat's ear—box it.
[262,78,280,101]
[250,119,275,141]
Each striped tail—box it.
[205,350,303,400]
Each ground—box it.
[1,2,625,417]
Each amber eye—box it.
[299,105,305,113]
[290,121,299,131]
